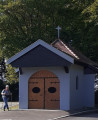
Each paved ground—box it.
[0,110,98,120]
[0,103,98,120]
[61,112,98,120]
[0,110,68,120]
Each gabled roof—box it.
[51,39,79,59]
[52,39,98,72]
[7,39,98,73]
[7,39,74,65]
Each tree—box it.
[0,57,7,81]
[0,0,98,63]
[0,56,18,83]
[5,64,18,84]
[81,0,98,62]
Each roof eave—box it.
[7,39,74,65]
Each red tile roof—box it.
[51,39,98,68]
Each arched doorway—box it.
[28,70,60,109]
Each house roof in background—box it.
[51,39,79,59]
[51,39,98,69]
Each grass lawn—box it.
[9,104,19,110]
[0,103,19,111]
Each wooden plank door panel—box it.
[28,78,44,109]
[45,78,60,109]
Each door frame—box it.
[28,70,60,109]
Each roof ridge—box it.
[51,39,60,45]
[58,40,79,59]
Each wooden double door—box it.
[28,70,60,109]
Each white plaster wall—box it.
[70,64,95,110]
[19,67,70,110]
[70,64,84,109]
[84,74,95,107]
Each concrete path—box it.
[0,110,68,120]
[0,103,98,120]
[0,110,98,120]
[0,108,98,120]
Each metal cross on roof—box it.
[56,26,61,39]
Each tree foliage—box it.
[5,64,18,84]
[0,0,98,62]
[0,56,18,84]
[81,0,98,62]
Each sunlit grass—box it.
[0,104,19,111]
[9,104,19,110]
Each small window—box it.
[48,87,56,93]
[76,76,79,90]
[32,87,40,93]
